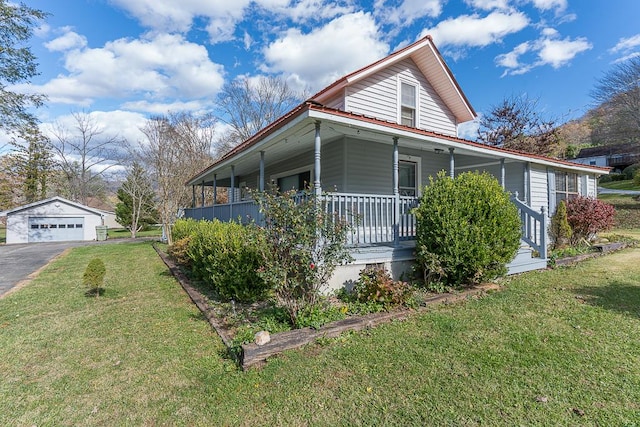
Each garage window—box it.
[31,224,38,229]
[76,224,83,228]
[59,224,66,229]
[50,224,57,229]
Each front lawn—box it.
[0,225,5,244]
[1,241,639,425]
[107,226,162,239]
[598,194,640,229]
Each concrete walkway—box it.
[0,238,156,298]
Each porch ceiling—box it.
[193,115,507,185]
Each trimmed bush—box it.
[549,200,572,250]
[170,219,269,302]
[413,171,521,286]
[83,258,106,297]
[622,163,640,180]
[565,196,615,244]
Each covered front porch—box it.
[184,108,549,281]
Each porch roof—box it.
[187,103,610,186]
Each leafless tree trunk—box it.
[49,111,127,205]
[138,112,215,245]
[216,75,303,153]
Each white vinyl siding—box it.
[344,58,457,136]
[529,165,548,215]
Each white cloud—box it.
[30,31,225,107]
[457,117,480,140]
[538,36,591,68]
[420,11,529,48]
[610,34,640,53]
[44,28,88,52]
[274,0,355,23]
[121,100,210,115]
[464,0,510,10]
[529,0,566,12]
[43,110,148,145]
[262,12,389,91]
[496,29,592,76]
[382,0,444,25]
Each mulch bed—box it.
[154,244,500,370]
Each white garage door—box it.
[28,217,85,242]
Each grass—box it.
[2,241,640,425]
[107,226,162,239]
[0,225,5,244]
[599,179,640,191]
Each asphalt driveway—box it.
[0,242,85,297]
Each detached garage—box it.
[1,196,105,244]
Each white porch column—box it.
[230,165,235,203]
[523,163,530,204]
[500,158,506,189]
[201,180,205,207]
[393,137,400,247]
[449,148,455,178]
[259,151,265,192]
[314,121,322,196]
[213,174,217,205]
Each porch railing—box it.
[183,192,419,245]
[511,193,548,260]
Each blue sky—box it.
[13,0,640,145]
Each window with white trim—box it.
[399,160,417,196]
[400,82,417,127]
[555,171,579,205]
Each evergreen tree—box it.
[115,163,157,238]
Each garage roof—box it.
[0,196,105,217]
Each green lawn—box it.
[0,225,5,244]
[107,226,162,239]
[1,241,640,425]
[599,179,640,191]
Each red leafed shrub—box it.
[565,196,615,244]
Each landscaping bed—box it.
[155,244,500,369]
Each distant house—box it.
[183,36,608,288]
[0,196,105,244]
[573,143,640,172]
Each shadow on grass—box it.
[84,287,106,298]
[574,281,640,318]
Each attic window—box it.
[400,82,416,127]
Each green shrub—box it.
[83,258,106,297]
[413,171,521,286]
[172,218,200,242]
[622,163,640,180]
[351,267,411,308]
[172,219,269,302]
[634,169,640,187]
[549,200,572,250]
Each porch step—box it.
[349,243,415,264]
[507,246,548,275]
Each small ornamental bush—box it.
[352,267,411,308]
[83,258,106,297]
[549,200,572,250]
[413,171,521,286]
[252,187,352,325]
[565,196,615,244]
[167,236,192,267]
